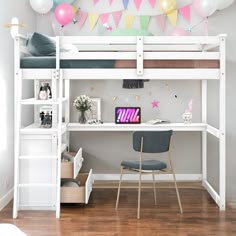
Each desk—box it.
[67,122,225,211]
[68,122,206,132]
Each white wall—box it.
[0,0,36,210]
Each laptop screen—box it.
[115,107,141,124]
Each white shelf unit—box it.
[13,33,226,218]
[13,35,67,218]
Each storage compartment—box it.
[61,169,93,204]
[19,185,57,210]
[21,134,57,156]
[61,148,83,178]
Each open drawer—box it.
[61,148,83,179]
[61,169,93,204]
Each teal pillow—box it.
[111,28,153,36]
[27,32,56,56]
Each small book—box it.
[146,119,170,125]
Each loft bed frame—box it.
[12,21,226,218]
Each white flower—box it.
[73,95,93,112]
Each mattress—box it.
[20,57,115,69]
[20,57,219,69]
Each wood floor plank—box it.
[0,187,236,236]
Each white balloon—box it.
[29,0,53,14]
[217,0,235,10]
[193,0,217,17]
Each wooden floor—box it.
[1,183,236,236]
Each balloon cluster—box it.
[29,0,75,26]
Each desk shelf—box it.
[67,122,207,132]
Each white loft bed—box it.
[12,22,226,218]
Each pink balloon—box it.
[171,28,187,36]
[55,3,74,26]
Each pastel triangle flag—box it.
[109,0,114,5]
[100,13,110,25]
[155,14,166,32]
[72,6,78,14]
[93,0,99,5]
[112,11,122,28]
[134,0,142,10]
[179,4,191,22]
[123,0,129,9]
[88,13,99,30]
[140,16,150,30]
[148,0,156,8]
[167,10,178,27]
[78,11,88,29]
[125,15,134,29]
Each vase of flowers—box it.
[73,95,93,124]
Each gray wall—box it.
[0,0,36,209]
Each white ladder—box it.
[13,65,64,218]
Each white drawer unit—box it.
[18,133,58,209]
[61,169,93,204]
[61,148,84,179]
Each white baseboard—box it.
[0,188,13,211]
[93,174,202,181]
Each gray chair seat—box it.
[121,159,167,171]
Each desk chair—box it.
[115,130,183,219]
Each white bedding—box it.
[0,224,27,236]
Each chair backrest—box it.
[133,130,172,153]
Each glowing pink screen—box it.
[115,107,141,124]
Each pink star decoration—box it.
[151,100,160,108]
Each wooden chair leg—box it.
[115,167,124,209]
[168,152,183,214]
[137,171,142,219]
[172,170,183,214]
[152,171,157,206]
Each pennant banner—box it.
[167,10,178,27]
[109,0,114,5]
[93,0,99,5]
[100,13,110,25]
[148,0,156,8]
[155,14,166,32]
[74,3,194,33]
[78,11,88,29]
[179,4,191,22]
[72,6,78,14]
[123,0,129,9]
[88,13,99,30]
[140,16,150,30]
[125,15,134,29]
[112,11,123,28]
[134,0,142,10]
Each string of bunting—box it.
[93,0,160,9]
[74,3,192,31]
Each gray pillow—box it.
[27,32,56,56]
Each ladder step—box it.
[19,155,58,160]
[18,183,57,187]
[20,123,67,134]
[21,98,67,105]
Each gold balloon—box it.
[159,0,176,14]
